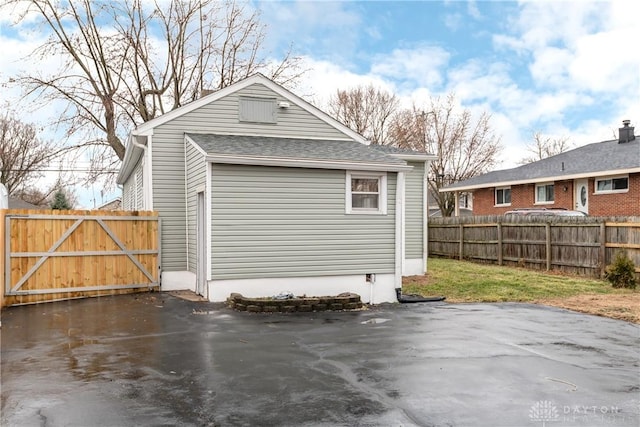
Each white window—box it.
[595,176,628,193]
[535,183,554,204]
[495,187,511,206]
[346,172,387,214]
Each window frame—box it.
[594,175,629,194]
[494,186,512,207]
[345,171,387,215]
[534,182,555,204]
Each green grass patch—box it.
[403,257,637,303]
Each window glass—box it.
[347,173,386,214]
[496,187,511,205]
[351,178,379,193]
[536,184,554,202]
[612,178,628,190]
[596,177,628,192]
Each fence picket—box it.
[0,209,159,308]
[428,215,640,279]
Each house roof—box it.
[8,196,45,209]
[117,73,372,184]
[442,137,640,192]
[370,145,437,162]
[186,134,413,172]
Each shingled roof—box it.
[186,134,411,170]
[443,137,640,192]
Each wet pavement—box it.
[1,293,639,427]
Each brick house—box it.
[442,121,639,216]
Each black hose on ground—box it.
[395,288,446,303]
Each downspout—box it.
[184,137,189,271]
[394,172,405,301]
[422,161,428,273]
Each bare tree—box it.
[519,132,572,164]
[0,113,56,195]
[1,113,80,206]
[5,0,304,176]
[328,84,399,145]
[388,94,502,217]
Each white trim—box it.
[206,154,413,172]
[205,163,212,282]
[534,182,555,204]
[207,274,398,304]
[116,134,147,185]
[400,171,406,274]
[395,172,405,290]
[390,153,438,162]
[345,171,388,215]
[184,138,190,269]
[442,168,640,192]
[131,74,369,144]
[144,135,153,211]
[422,161,429,271]
[185,134,209,157]
[594,174,630,194]
[494,186,512,207]
[161,271,196,292]
[183,129,353,142]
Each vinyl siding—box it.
[123,177,134,210]
[405,161,425,259]
[210,164,396,279]
[152,83,357,271]
[134,165,144,209]
[185,142,206,273]
[122,159,142,210]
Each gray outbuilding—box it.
[117,74,436,302]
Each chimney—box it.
[618,120,635,143]
[200,89,215,98]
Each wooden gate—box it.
[0,209,160,307]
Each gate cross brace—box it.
[9,217,155,293]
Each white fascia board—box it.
[205,154,414,172]
[390,153,438,162]
[184,134,209,157]
[130,73,369,145]
[441,167,640,192]
[116,134,146,185]
[184,130,352,142]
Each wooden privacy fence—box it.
[428,215,640,279]
[0,209,160,308]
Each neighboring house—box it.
[8,196,45,209]
[116,74,436,303]
[441,121,639,217]
[97,197,122,211]
[427,189,472,217]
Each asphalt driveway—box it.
[1,293,639,427]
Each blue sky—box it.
[1,0,639,208]
[256,0,639,163]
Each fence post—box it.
[458,224,464,260]
[497,221,503,266]
[599,221,606,278]
[545,222,551,271]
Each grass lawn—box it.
[403,257,640,323]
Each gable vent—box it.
[618,120,635,143]
[239,97,277,124]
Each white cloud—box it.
[370,45,450,90]
[258,0,363,65]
